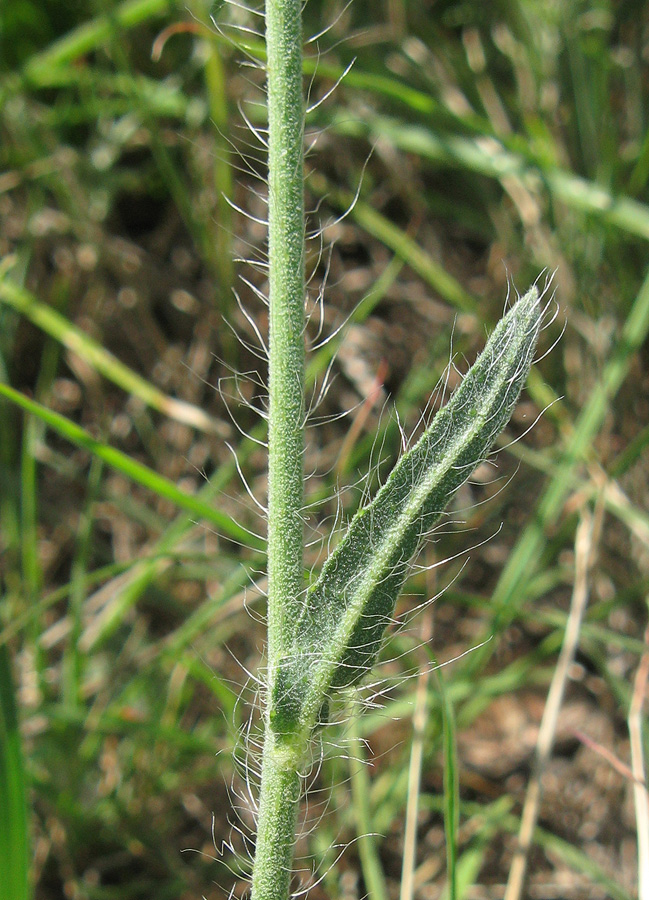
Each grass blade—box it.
[0,645,30,900]
[331,115,649,242]
[0,383,262,549]
[350,713,390,900]
[479,264,649,660]
[438,668,459,900]
[0,277,224,434]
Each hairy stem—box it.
[251,737,302,900]
[265,0,305,666]
[251,0,305,898]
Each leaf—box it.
[269,285,544,739]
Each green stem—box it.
[251,738,302,900]
[265,0,306,670]
[251,0,305,898]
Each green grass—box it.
[0,1,647,898]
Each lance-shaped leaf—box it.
[269,286,543,739]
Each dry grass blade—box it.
[629,621,649,900]
[399,609,433,900]
[504,503,600,900]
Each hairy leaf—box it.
[269,285,543,739]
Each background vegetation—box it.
[1,1,648,898]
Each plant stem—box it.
[251,737,303,900]
[265,0,305,665]
[251,0,305,897]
